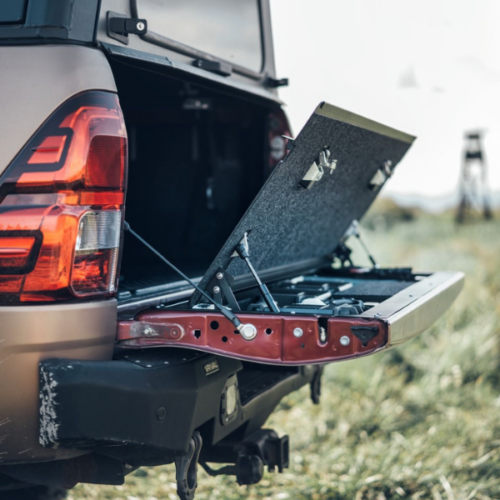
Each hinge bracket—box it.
[207,269,241,312]
[193,59,232,77]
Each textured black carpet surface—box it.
[192,104,414,304]
[332,279,415,300]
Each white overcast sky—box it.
[270,0,500,200]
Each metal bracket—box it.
[208,268,241,312]
[266,76,289,88]
[369,159,393,190]
[193,59,232,76]
[299,148,337,189]
[200,429,289,486]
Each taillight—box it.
[267,108,293,174]
[0,91,127,303]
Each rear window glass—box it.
[0,0,27,24]
[142,0,263,72]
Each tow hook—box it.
[175,432,203,500]
[310,366,324,405]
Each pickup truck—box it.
[0,1,463,499]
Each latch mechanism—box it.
[107,12,147,45]
[299,148,337,189]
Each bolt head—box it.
[143,327,155,337]
[136,21,146,31]
[213,286,220,294]
[340,335,350,346]
[293,327,304,338]
[240,324,257,341]
[216,272,224,280]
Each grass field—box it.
[71,209,500,500]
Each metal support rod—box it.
[236,243,280,313]
[355,234,378,268]
[124,222,243,330]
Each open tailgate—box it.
[117,102,464,365]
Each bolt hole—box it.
[222,336,228,343]
[234,330,240,335]
[301,343,305,349]
[266,328,273,335]
[194,330,201,339]
[210,321,219,330]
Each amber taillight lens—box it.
[0,91,127,303]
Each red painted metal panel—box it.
[116,311,388,366]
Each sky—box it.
[270,0,500,202]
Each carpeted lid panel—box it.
[191,102,415,304]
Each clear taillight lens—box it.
[72,211,121,295]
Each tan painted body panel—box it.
[0,300,117,463]
[0,44,117,174]
[0,45,118,463]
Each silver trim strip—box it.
[361,272,464,347]
[387,272,464,346]
[315,102,416,144]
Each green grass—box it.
[71,212,500,500]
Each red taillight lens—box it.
[267,108,293,173]
[85,136,126,189]
[0,92,127,303]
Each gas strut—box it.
[124,222,245,332]
[235,241,280,313]
[343,220,378,268]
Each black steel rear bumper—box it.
[38,348,318,466]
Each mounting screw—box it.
[156,407,166,420]
[213,286,220,294]
[340,335,350,346]
[216,272,224,280]
[136,21,146,32]
[293,327,303,338]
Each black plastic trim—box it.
[0,229,43,275]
